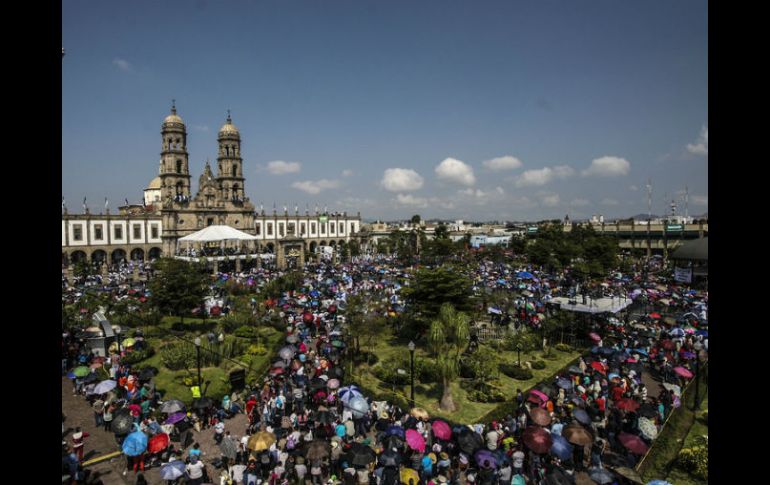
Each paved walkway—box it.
[62,376,249,484]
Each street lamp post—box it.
[194,337,202,389]
[517,343,522,367]
[408,341,416,407]
[115,327,122,354]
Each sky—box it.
[62,0,707,222]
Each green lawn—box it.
[353,331,581,424]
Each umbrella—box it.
[530,389,549,403]
[556,377,574,390]
[160,460,186,481]
[148,433,170,454]
[588,467,615,485]
[73,366,90,378]
[562,424,593,446]
[90,362,103,369]
[589,332,601,342]
[338,385,363,405]
[670,328,685,337]
[383,434,405,452]
[83,373,99,384]
[93,380,117,395]
[474,449,498,469]
[122,338,136,348]
[247,431,276,452]
[385,425,405,439]
[680,351,696,360]
[631,348,649,357]
[618,432,649,455]
[431,420,452,441]
[286,335,299,344]
[645,481,673,485]
[310,377,327,390]
[615,398,640,412]
[303,440,330,461]
[111,413,134,435]
[637,417,658,440]
[122,430,148,456]
[346,442,376,466]
[66,371,76,379]
[590,362,606,375]
[530,407,552,426]
[346,396,369,418]
[315,410,334,424]
[160,400,186,414]
[272,360,288,369]
[219,436,238,461]
[456,429,484,455]
[662,383,681,396]
[648,312,661,319]
[192,397,213,410]
[544,466,576,485]
[673,366,693,379]
[522,426,552,454]
[568,365,583,374]
[660,340,676,351]
[638,403,658,418]
[405,429,426,452]
[327,378,340,390]
[609,466,644,484]
[379,449,401,467]
[278,346,296,361]
[269,367,285,376]
[331,340,345,348]
[400,467,420,485]
[410,407,430,420]
[165,412,187,425]
[549,434,574,461]
[572,409,591,425]
[597,347,614,357]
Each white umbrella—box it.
[93,380,117,395]
[346,396,369,418]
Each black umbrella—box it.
[310,377,327,391]
[192,397,214,410]
[315,410,334,425]
[111,413,134,435]
[346,442,376,466]
[383,434,405,452]
[572,409,591,426]
[638,403,658,418]
[543,466,576,485]
[139,367,158,381]
[303,440,331,461]
[83,373,99,384]
[456,429,484,455]
[378,449,401,467]
[329,367,344,379]
[294,375,309,388]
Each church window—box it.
[267,223,273,236]
[340,223,344,234]
[300,223,306,235]
[233,163,238,176]
[311,223,316,234]
[133,224,142,240]
[330,223,335,234]
[114,226,123,240]
[73,225,83,241]
[176,160,183,173]
[279,223,285,237]
[151,225,159,239]
[256,223,261,235]
[320,224,325,235]
[94,224,103,240]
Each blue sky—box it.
[63,0,707,222]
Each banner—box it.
[674,267,692,283]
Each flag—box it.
[62,198,65,210]
[104,198,109,210]
[125,198,130,207]
[83,197,87,212]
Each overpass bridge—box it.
[562,221,708,257]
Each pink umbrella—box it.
[327,378,340,389]
[530,389,550,402]
[431,420,452,441]
[405,429,426,452]
[589,332,601,342]
[673,367,693,379]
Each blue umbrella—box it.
[597,347,614,357]
[572,409,591,425]
[66,372,76,379]
[549,434,573,461]
[122,431,148,456]
[346,396,369,418]
[631,348,649,357]
[385,425,405,439]
[517,271,534,279]
[696,330,708,337]
[646,481,673,485]
[160,460,186,480]
[556,377,573,390]
[474,449,498,469]
[670,328,685,337]
[338,385,363,405]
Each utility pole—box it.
[646,179,652,261]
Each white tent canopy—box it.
[178,225,259,242]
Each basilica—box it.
[62,104,362,270]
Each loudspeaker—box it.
[229,369,246,390]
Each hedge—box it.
[531,360,547,370]
[499,363,533,380]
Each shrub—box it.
[555,343,573,352]
[161,343,195,371]
[531,360,547,370]
[499,363,533,380]
[246,344,267,356]
[121,345,155,366]
[676,436,708,481]
[234,325,257,339]
[372,366,410,386]
[417,360,442,383]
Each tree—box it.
[401,265,473,336]
[410,214,422,225]
[149,258,209,326]
[434,223,449,240]
[429,303,470,411]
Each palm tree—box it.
[429,303,470,412]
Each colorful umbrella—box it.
[522,426,552,454]
[562,424,593,446]
[530,407,552,427]
[648,313,662,319]
[400,467,420,484]
[474,449,498,469]
[338,385,363,405]
[615,398,640,412]
[278,346,296,360]
[247,431,276,452]
[589,332,601,342]
[147,433,170,454]
[590,362,606,375]
[431,420,452,441]
[160,460,186,480]
[572,408,591,425]
[549,434,573,461]
[327,378,340,390]
[637,418,658,440]
[618,432,649,455]
[589,467,615,484]
[164,412,186,425]
[73,366,90,377]
[405,429,426,452]
[385,425,406,439]
[672,366,693,378]
[530,389,549,402]
[122,430,148,456]
[159,400,185,414]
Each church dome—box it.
[218,112,240,136]
[146,176,162,190]
[162,101,184,127]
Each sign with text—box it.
[527,227,538,234]
[674,267,692,283]
[666,224,684,232]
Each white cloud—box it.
[341,169,354,177]
[540,193,561,207]
[601,198,619,206]
[483,155,523,171]
[629,185,639,191]
[291,179,341,194]
[113,58,132,72]
[381,168,424,192]
[395,193,429,207]
[266,161,301,175]
[582,156,631,177]
[691,195,708,206]
[435,157,476,186]
[515,165,575,187]
[686,125,708,156]
[570,198,590,207]
[495,186,505,195]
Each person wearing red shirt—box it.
[71,427,90,461]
